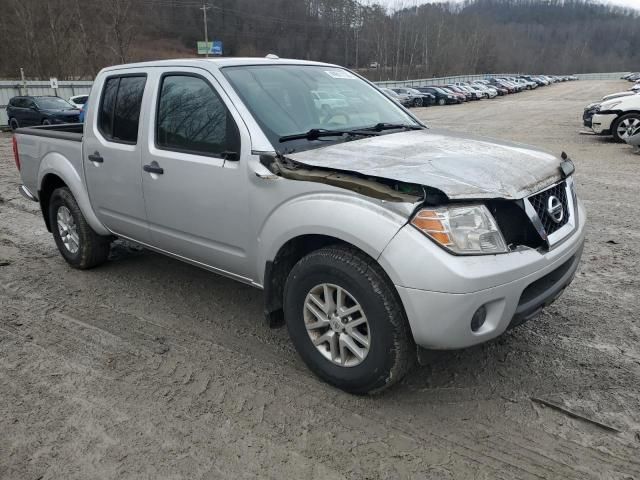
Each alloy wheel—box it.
[617,117,640,140]
[56,206,80,254]
[303,283,370,367]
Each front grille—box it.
[529,182,570,235]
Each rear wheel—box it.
[612,113,640,143]
[9,118,19,131]
[284,245,414,394]
[49,187,111,269]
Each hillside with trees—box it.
[0,0,638,81]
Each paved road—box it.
[1,80,639,479]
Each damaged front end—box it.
[259,151,577,256]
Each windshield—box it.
[35,97,75,110]
[222,65,418,152]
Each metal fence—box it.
[0,80,93,127]
[0,73,632,127]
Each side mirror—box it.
[221,151,239,161]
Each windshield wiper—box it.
[359,122,424,132]
[279,128,378,143]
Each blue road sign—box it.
[211,41,223,56]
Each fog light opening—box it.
[470,305,487,332]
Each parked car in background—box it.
[520,75,546,86]
[477,79,508,95]
[453,82,489,99]
[312,90,348,112]
[6,96,80,130]
[487,78,515,93]
[380,87,412,107]
[438,85,469,103]
[452,85,483,100]
[514,78,537,90]
[590,94,640,142]
[391,88,435,107]
[417,86,461,105]
[68,95,89,109]
[471,83,498,98]
[446,85,474,101]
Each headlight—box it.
[411,204,507,255]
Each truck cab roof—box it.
[102,57,338,74]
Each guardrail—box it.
[0,80,93,127]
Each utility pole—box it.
[200,1,210,58]
[20,68,26,96]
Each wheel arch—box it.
[38,153,109,235]
[263,234,404,329]
[257,194,410,327]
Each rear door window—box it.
[98,75,146,144]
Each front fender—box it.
[38,152,110,236]
[256,192,410,285]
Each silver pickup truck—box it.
[12,57,586,393]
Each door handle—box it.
[88,152,103,163]
[143,162,164,175]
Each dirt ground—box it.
[0,80,639,480]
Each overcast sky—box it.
[372,0,640,10]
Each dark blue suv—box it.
[7,96,80,131]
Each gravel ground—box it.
[0,80,639,480]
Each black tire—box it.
[438,98,446,106]
[284,245,415,394]
[49,187,111,269]
[611,113,640,143]
[42,119,52,125]
[9,118,19,131]
[413,98,423,108]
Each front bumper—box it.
[591,113,617,135]
[379,200,586,349]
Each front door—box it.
[141,69,251,279]
[83,73,151,242]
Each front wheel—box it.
[438,98,446,106]
[413,97,423,108]
[9,118,19,131]
[284,246,414,394]
[612,113,640,143]
[49,187,111,269]
[42,119,52,125]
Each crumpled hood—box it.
[286,129,564,200]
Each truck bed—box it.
[15,124,84,200]
[15,123,83,142]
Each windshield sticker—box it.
[325,70,357,80]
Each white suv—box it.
[591,95,640,142]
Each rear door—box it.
[83,72,151,242]
[21,99,40,126]
[140,68,252,278]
